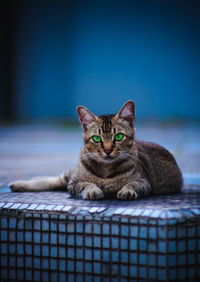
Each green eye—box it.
[114,133,124,141]
[92,135,102,143]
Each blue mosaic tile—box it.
[35,204,47,210]
[130,265,137,277]
[158,255,167,267]
[158,241,167,253]
[50,246,58,257]
[188,253,195,264]
[158,269,167,280]
[42,233,49,243]
[102,250,109,261]
[151,210,162,218]
[121,251,128,263]
[149,267,156,279]
[102,237,109,248]
[121,238,128,250]
[59,233,66,244]
[9,269,16,280]
[34,219,41,230]
[17,257,24,267]
[139,267,147,279]
[17,244,24,255]
[9,244,15,254]
[1,269,8,279]
[33,232,40,243]
[0,202,6,208]
[121,225,129,237]
[67,260,74,272]
[130,226,138,237]
[169,269,177,280]
[188,239,196,251]
[50,273,57,281]
[34,245,40,256]
[50,232,57,244]
[168,254,177,266]
[102,223,110,235]
[44,205,55,211]
[76,235,83,246]
[59,246,66,257]
[67,234,74,246]
[76,261,83,272]
[76,248,83,259]
[76,222,83,233]
[27,204,38,210]
[42,245,49,257]
[58,222,66,232]
[59,260,66,271]
[42,272,49,282]
[9,231,15,241]
[67,247,74,259]
[50,259,57,270]
[112,250,119,262]
[178,268,186,279]
[25,244,32,255]
[17,219,24,229]
[130,239,137,251]
[139,253,147,265]
[188,267,196,279]
[26,257,32,267]
[178,254,186,265]
[149,227,157,239]
[94,249,101,261]
[1,230,7,241]
[9,218,16,229]
[130,252,137,264]
[34,258,41,269]
[93,262,101,273]
[139,240,147,251]
[149,254,156,266]
[94,236,101,247]
[1,243,7,254]
[53,205,64,211]
[187,226,196,237]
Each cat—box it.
[9,100,183,200]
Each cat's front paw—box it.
[117,185,137,200]
[9,181,29,192]
[81,184,104,200]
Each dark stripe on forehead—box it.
[99,114,114,134]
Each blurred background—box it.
[0,0,199,123]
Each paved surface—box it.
[0,121,200,193]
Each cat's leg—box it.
[117,179,151,200]
[68,181,104,200]
[9,173,68,192]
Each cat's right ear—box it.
[76,106,97,131]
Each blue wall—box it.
[12,0,200,120]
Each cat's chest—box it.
[76,165,138,192]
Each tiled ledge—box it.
[0,185,200,281]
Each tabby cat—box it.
[10,101,183,200]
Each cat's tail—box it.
[9,172,69,192]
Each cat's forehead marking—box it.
[100,115,114,134]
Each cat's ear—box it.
[114,100,135,127]
[76,106,97,131]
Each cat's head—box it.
[77,101,135,163]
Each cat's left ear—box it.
[114,100,135,127]
[76,105,98,131]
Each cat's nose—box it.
[104,148,113,156]
[103,142,113,156]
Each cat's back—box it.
[136,140,183,194]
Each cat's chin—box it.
[102,155,117,163]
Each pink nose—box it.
[104,148,113,155]
[103,142,113,155]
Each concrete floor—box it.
[0,121,200,192]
